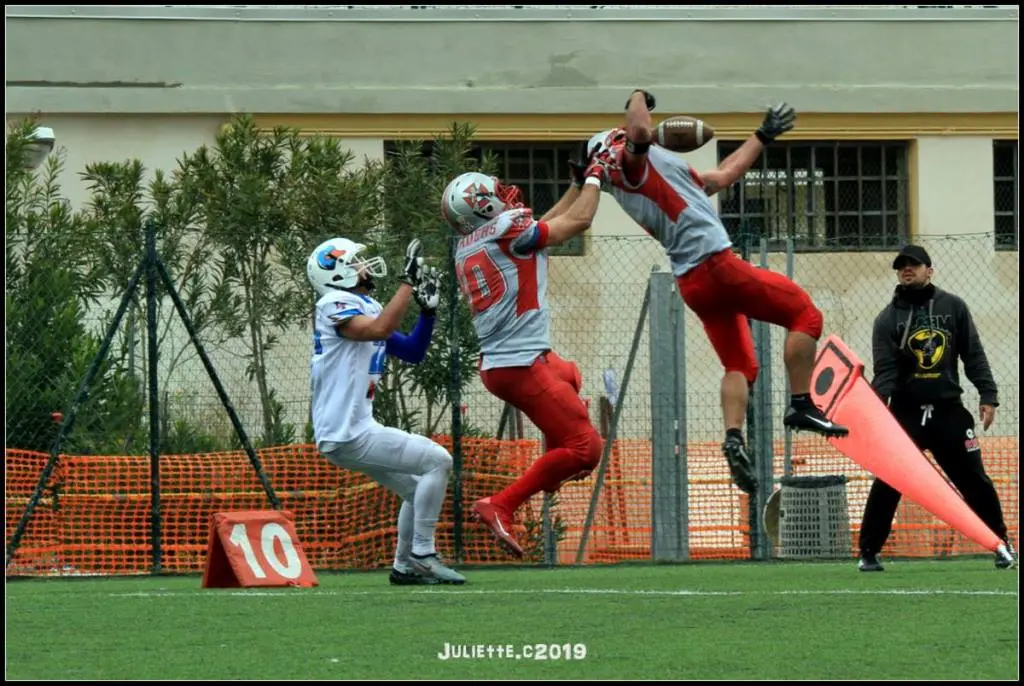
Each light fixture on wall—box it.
[24,126,56,171]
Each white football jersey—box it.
[605,142,732,276]
[310,289,387,446]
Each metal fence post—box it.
[145,218,163,574]
[447,236,464,562]
[672,275,690,560]
[649,271,683,561]
[752,238,774,560]
[740,233,758,559]
[783,237,795,477]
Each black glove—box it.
[624,89,656,112]
[414,266,442,316]
[568,158,588,188]
[400,238,423,287]
[755,102,796,145]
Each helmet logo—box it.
[316,247,346,270]
[463,182,491,211]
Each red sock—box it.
[493,447,578,513]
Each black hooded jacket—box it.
[871,282,999,408]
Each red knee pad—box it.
[728,361,759,387]
[566,429,603,472]
[792,304,824,340]
[577,430,603,473]
[549,431,603,492]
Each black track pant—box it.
[858,399,1009,556]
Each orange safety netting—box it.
[5,436,1018,576]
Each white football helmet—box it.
[586,127,627,160]
[306,237,387,297]
[441,171,524,236]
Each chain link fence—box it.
[761,232,1019,562]
[8,224,1017,575]
[5,107,1018,573]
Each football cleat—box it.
[722,434,758,495]
[473,497,524,558]
[858,554,885,572]
[783,405,850,438]
[410,553,466,585]
[389,566,439,586]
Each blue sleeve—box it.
[385,313,436,363]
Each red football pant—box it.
[676,248,823,385]
[479,351,603,513]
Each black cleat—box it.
[784,404,850,438]
[858,553,885,572]
[995,541,1016,569]
[389,567,440,586]
[722,434,758,495]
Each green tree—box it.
[370,123,497,436]
[78,157,215,453]
[5,117,145,454]
[183,114,384,446]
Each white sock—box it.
[411,464,448,557]
[393,501,414,571]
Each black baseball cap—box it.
[892,245,931,269]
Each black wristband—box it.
[755,130,772,145]
[625,139,651,155]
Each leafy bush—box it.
[181,114,385,446]
[371,123,497,436]
[5,118,145,454]
[5,114,500,453]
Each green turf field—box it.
[5,559,1018,680]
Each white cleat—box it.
[411,553,466,585]
[995,542,1016,569]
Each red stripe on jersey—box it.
[636,163,688,222]
[498,241,541,316]
[688,166,706,189]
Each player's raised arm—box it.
[701,103,796,196]
[622,89,657,186]
[624,88,656,147]
[541,143,602,223]
[544,162,608,247]
[386,266,442,364]
[339,240,424,342]
[539,181,581,223]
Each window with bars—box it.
[383,140,586,256]
[716,141,911,251]
[993,140,1018,251]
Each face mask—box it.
[357,274,376,292]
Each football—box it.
[654,116,715,153]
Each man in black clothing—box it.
[858,244,1014,571]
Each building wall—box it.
[5,6,1019,442]
[6,6,1019,115]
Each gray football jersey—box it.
[454,208,551,370]
[607,143,732,276]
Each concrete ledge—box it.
[5,5,1020,22]
[8,85,1020,117]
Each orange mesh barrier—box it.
[5,436,1018,576]
[777,435,1020,559]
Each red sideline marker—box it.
[811,335,1011,563]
